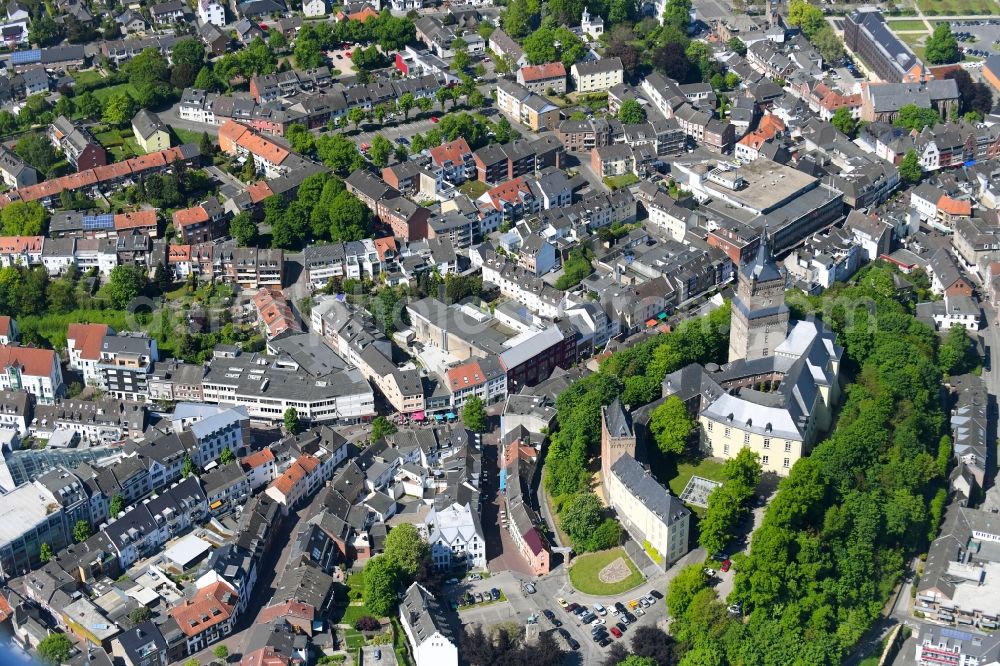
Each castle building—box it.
[600,398,690,567]
[728,228,790,363]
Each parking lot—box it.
[451,570,669,663]
[950,19,1000,57]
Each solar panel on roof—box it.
[82,214,114,230]
[11,49,40,64]
[941,627,974,642]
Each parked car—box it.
[468,573,481,581]
[557,597,568,608]
[567,638,580,650]
[543,609,555,621]
[558,628,571,641]
[649,590,663,600]
[623,612,637,624]
[591,625,605,636]
[610,626,623,638]
[616,622,628,634]
[721,559,732,572]
[476,592,484,602]
[635,607,645,616]
[728,603,742,616]
[490,588,500,600]
[594,603,607,616]
[599,637,613,648]
[395,137,410,146]
[566,602,579,613]
[522,582,536,594]
[643,594,656,605]
[614,602,627,614]
[580,612,596,624]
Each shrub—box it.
[355,616,381,632]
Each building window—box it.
[784,441,792,452]
[783,458,790,468]
[762,456,769,465]
[743,432,750,444]
[763,438,770,449]
[707,421,713,431]
[724,427,731,438]
[723,444,729,455]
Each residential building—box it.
[67,323,112,387]
[496,79,561,131]
[0,145,36,188]
[0,344,62,404]
[399,582,458,666]
[844,8,930,83]
[198,0,225,26]
[49,116,107,171]
[570,58,624,93]
[131,109,170,153]
[99,333,158,401]
[516,62,567,94]
[169,580,238,655]
[425,502,486,570]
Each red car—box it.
[720,559,732,572]
[430,116,439,123]
[345,51,352,58]
[610,626,622,638]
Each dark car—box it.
[566,602,579,613]
[592,631,607,643]
[395,137,410,146]
[542,609,555,621]
[491,588,501,600]
[614,602,627,614]
[599,637,613,647]
[649,590,664,600]
[567,638,580,650]
[551,617,562,628]
[623,612,637,624]
[616,622,628,633]
[558,628,571,641]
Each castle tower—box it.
[728,228,789,363]
[601,398,636,489]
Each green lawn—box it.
[604,173,640,190]
[917,0,1000,15]
[73,70,108,87]
[344,630,366,650]
[885,18,928,30]
[172,127,206,146]
[90,82,141,103]
[458,180,489,198]
[569,547,644,595]
[667,457,727,498]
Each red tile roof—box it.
[429,138,473,168]
[486,176,533,210]
[115,210,157,231]
[67,323,110,362]
[0,345,57,378]
[938,195,972,217]
[519,62,566,82]
[241,447,275,469]
[168,244,192,263]
[446,360,486,390]
[0,316,10,337]
[173,206,210,227]
[170,581,238,637]
[0,236,42,253]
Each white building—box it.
[197,0,225,26]
[0,344,62,404]
[399,582,458,666]
[571,57,624,94]
[67,323,112,387]
[303,0,327,16]
[425,502,487,570]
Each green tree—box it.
[831,106,857,138]
[182,454,196,478]
[648,396,693,455]
[363,554,400,616]
[172,37,206,70]
[398,92,415,119]
[560,492,611,552]
[617,657,657,666]
[194,66,218,91]
[110,494,125,517]
[102,92,137,128]
[268,30,288,51]
[286,123,316,155]
[229,211,258,246]
[284,407,300,434]
[618,98,647,124]
[129,606,152,624]
[370,415,398,443]
[328,190,371,241]
[15,133,60,176]
[36,633,72,666]
[899,148,923,185]
[787,0,825,36]
[462,395,488,432]
[925,22,960,64]
[73,519,92,543]
[895,103,941,131]
[106,264,146,309]
[348,106,366,131]
[383,523,430,579]
[939,324,973,375]
[727,37,747,56]
[1,201,48,236]
[39,542,53,563]
[74,92,102,119]
[369,134,392,167]
[213,645,230,660]
[220,447,236,465]
[665,563,706,618]
[811,25,845,62]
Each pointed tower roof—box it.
[742,225,782,283]
[603,397,633,438]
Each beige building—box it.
[571,57,624,93]
[132,109,171,153]
[601,399,690,566]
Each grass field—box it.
[899,31,928,60]
[172,127,206,146]
[73,70,108,87]
[458,180,488,198]
[90,82,141,103]
[885,19,929,30]
[917,0,1000,15]
[667,457,727,498]
[604,173,640,190]
[568,547,645,596]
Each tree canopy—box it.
[925,23,960,64]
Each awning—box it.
[209,500,223,509]
[646,319,657,327]
[446,412,456,419]
[434,414,444,421]
[657,312,667,320]
[412,411,425,421]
